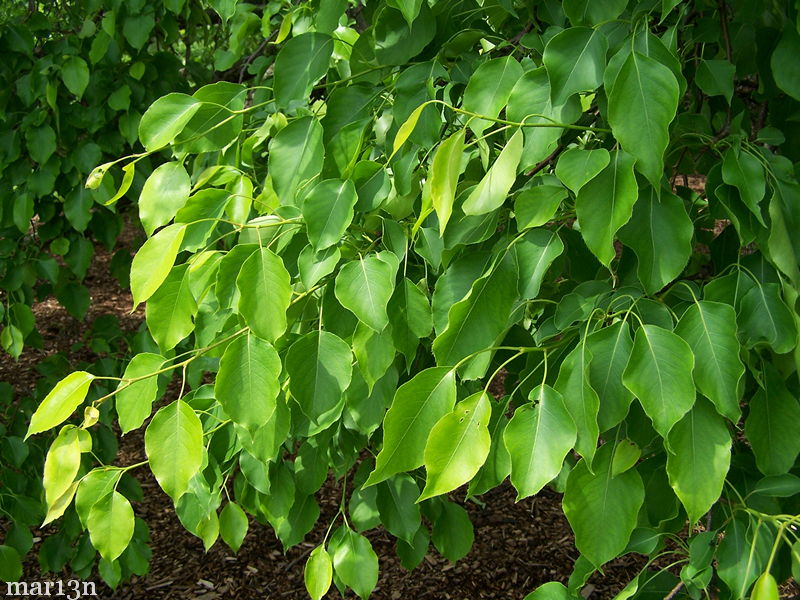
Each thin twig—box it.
[526,145,565,177]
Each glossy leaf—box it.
[586,321,634,432]
[219,502,249,552]
[563,443,644,567]
[215,333,282,430]
[236,248,292,342]
[304,545,333,600]
[273,33,333,108]
[666,399,731,523]
[303,179,358,250]
[504,384,576,499]
[139,162,191,236]
[366,367,456,486]
[116,352,164,434]
[462,56,524,136]
[286,331,352,428]
[331,528,379,600]
[462,129,523,215]
[419,391,491,501]
[87,491,135,561]
[575,150,638,267]
[138,93,201,151]
[429,129,465,234]
[130,223,186,306]
[27,371,94,438]
[618,187,693,293]
[144,400,203,501]
[554,343,600,464]
[555,148,610,194]
[622,325,696,439]
[607,51,679,187]
[674,301,744,422]
[543,27,608,104]
[334,255,395,331]
[745,369,800,475]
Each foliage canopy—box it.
[6,0,800,598]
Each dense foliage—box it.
[9,0,800,598]
[0,0,268,584]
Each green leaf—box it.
[236,248,292,342]
[388,277,433,366]
[752,474,800,498]
[61,56,90,98]
[419,391,491,501]
[130,223,186,306]
[543,27,608,104]
[302,179,358,250]
[144,400,203,501]
[87,491,135,561]
[219,502,249,552]
[468,397,511,496]
[392,102,427,158]
[563,0,627,26]
[462,56,524,136]
[286,331,352,429]
[586,321,634,432]
[611,439,641,477]
[138,93,201,151]
[269,117,325,204]
[622,325,696,439]
[618,186,693,293]
[139,162,191,236]
[304,545,333,600]
[366,367,456,486]
[563,443,644,567]
[504,384,577,499]
[745,368,800,475]
[526,582,580,600]
[666,399,731,524]
[674,301,744,422]
[43,427,82,523]
[507,67,582,170]
[27,371,94,438]
[513,228,564,299]
[432,255,518,377]
[215,332,282,430]
[738,282,797,354]
[331,528,379,600]
[334,255,395,331]
[116,352,164,434]
[696,59,735,103]
[175,82,247,153]
[376,474,421,542]
[386,0,423,27]
[607,51,679,188]
[721,148,766,226]
[145,264,197,351]
[430,129,465,234]
[0,545,22,582]
[298,245,340,289]
[431,501,473,562]
[554,148,610,194]
[75,468,120,528]
[771,26,800,101]
[353,321,395,392]
[514,185,568,230]
[274,33,333,108]
[462,129,523,215]
[26,125,56,164]
[554,343,600,465]
[575,150,638,267]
